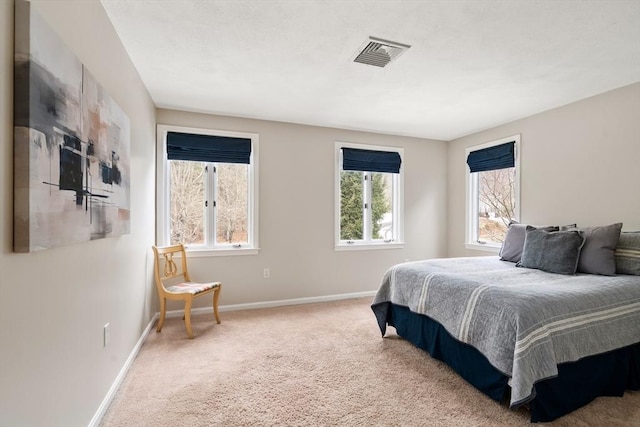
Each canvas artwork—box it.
[14,0,130,252]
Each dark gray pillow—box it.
[561,223,622,276]
[499,223,559,263]
[615,231,640,275]
[517,226,585,275]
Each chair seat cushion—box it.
[166,282,220,294]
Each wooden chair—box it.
[152,244,222,338]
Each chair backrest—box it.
[152,244,192,295]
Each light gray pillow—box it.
[517,226,585,275]
[500,223,559,263]
[615,231,640,275]
[561,223,622,276]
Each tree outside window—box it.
[215,163,248,244]
[477,168,516,244]
[340,171,391,241]
[170,161,205,245]
[169,160,249,246]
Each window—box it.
[335,142,404,250]
[466,135,520,251]
[157,125,258,255]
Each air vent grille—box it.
[353,37,410,68]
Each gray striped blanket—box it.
[372,256,640,407]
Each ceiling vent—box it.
[353,37,411,68]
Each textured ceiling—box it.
[100,0,640,141]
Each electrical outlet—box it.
[103,323,110,347]
[263,268,270,279]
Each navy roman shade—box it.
[342,148,402,174]
[466,141,515,173]
[167,132,252,164]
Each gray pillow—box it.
[561,223,622,276]
[517,226,585,275]
[615,231,640,275]
[499,223,559,263]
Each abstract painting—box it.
[13,0,130,252]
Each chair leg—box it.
[157,297,166,333]
[184,297,194,339]
[213,284,222,324]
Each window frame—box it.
[156,124,259,257]
[335,141,404,251]
[465,134,520,252]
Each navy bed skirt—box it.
[373,302,640,423]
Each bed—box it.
[371,256,640,422]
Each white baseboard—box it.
[164,290,377,317]
[89,291,375,426]
[88,312,159,427]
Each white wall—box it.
[0,1,156,426]
[447,82,640,257]
[157,109,449,309]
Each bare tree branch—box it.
[477,168,516,243]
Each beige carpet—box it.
[100,297,640,426]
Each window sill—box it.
[335,242,405,252]
[184,247,260,257]
[465,242,501,253]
